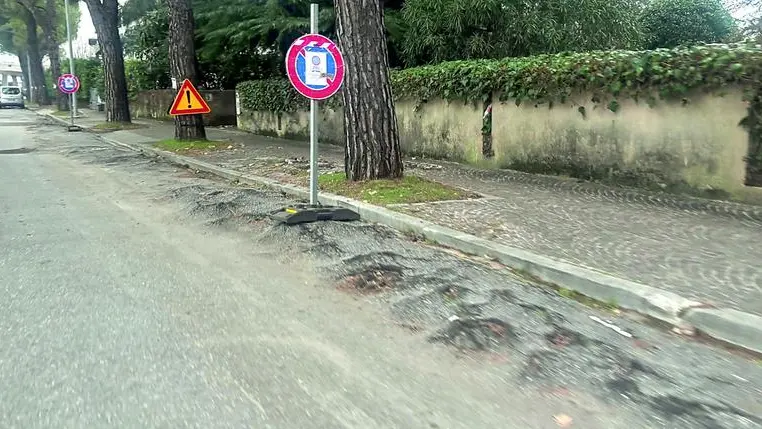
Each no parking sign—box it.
[57,74,80,94]
[285,34,345,100]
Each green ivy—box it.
[237,43,762,112]
[74,58,105,103]
[394,43,762,107]
[236,79,309,113]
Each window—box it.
[2,87,21,95]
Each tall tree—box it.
[400,0,645,66]
[0,1,49,104]
[335,0,403,180]
[21,0,67,110]
[121,0,159,25]
[167,0,205,139]
[726,0,762,41]
[17,6,48,105]
[82,0,131,122]
[642,0,736,49]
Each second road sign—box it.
[58,74,80,94]
[285,34,345,100]
[169,79,211,116]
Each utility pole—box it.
[64,0,76,114]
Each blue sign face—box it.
[286,33,345,100]
[60,77,76,91]
[57,74,79,94]
[295,46,338,90]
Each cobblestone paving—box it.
[401,166,762,316]
[128,124,762,316]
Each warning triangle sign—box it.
[169,79,211,115]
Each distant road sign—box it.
[169,79,211,115]
[57,74,79,94]
[285,33,345,100]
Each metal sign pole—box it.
[64,0,76,115]
[309,3,319,206]
[268,3,357,224]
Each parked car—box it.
[0,86,24,108]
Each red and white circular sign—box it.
[285,34,345,100]
[57,73,80,94]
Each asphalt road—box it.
[1,108,761,429]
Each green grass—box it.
[155,138,224,152]
[53,110,73,117]
[91,122,145,131]
[317,171,468,205]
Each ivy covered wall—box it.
[236,43,762,197]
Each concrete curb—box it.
[38,111,762,355]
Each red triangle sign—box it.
[169,79,211,115]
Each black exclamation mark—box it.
[186,90,192,108]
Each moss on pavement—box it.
[155,139,226,152]
[91,122,145,132]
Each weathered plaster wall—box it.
[491,90,749,194]
[134,90,237,126]
[236,90,751,196]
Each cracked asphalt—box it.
[1,109,761,428]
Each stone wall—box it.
[236,90,751,196]
[133,90,237,126]
[236,99,483,160]
[490,90,749,196]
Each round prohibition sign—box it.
[285,33,345,100]
[58,74,80,94]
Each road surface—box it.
[1,109,761,429]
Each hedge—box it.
[236,42,762,113]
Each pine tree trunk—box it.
[167,0,206,140]
[83,0,131,122]
[43,0,68,111]
[20,8,50,106]
[18,52,29,100]
[335,0,403,180]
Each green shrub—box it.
[74,58,104,103]
[236,78,309,113]
[237,44,762,112]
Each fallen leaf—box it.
[486,322,506,337]
[554,414,573,427]
[487,260,505,270]
[632,339,653,349]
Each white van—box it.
[0,86,24,108]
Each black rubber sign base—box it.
[270,204,360,225]
[67,125,82,132]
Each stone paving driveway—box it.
[129,124,762,316]
[399,167,762,316]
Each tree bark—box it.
[167,0,206,140]
[335,0,403,180]
[40,0,67,110]
[18,51,29,100]
[19,6,50,105]
[82,0,131,122]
